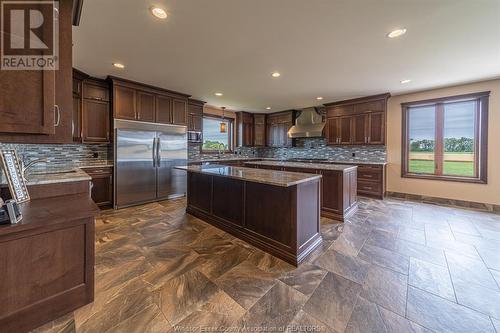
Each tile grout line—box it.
[443,251,459,303]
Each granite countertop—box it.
[78,163,114,169]
[188,157,263,164]
[244,160,358,171]
[323,160,387,166]
[22,168,91,185]
[176,165,322,187]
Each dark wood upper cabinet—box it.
[136,91,155,122]
[352,114,368,145]
[324,93,390,146]
[236,112,254,147]
[368,112,385,145]
[266,111,293,147]
[188,99,205,132]
[253,114,266,147]
[82,99,109,143]
[156,95,173,124]
[109,77,190,126]
[0,0,72,143]
[83,81,109,102]
[172,98,187,125]
[326,118,340,145]
[339,116,353,145]
[113,85,137,120]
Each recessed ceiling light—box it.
[113,63,125,69]
[150,7,167,19]
[400,79,412,84]
[265,107,271,110]
[387,28,407,38]
[214,92,223,96]
[271,72,281,78]
[316,97,324,100]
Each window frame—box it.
[401,91,489,184]
[201,115,234,153]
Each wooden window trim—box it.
[201,115,234,153]
[401,91,489,184]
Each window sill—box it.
[402,173,487,184]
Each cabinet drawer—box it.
[358,180,382,194]
[358,169,382,182]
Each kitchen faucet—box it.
[217,143,225,158]
[22,158,48,179]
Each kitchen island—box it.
[177,165,322,266]
[245,160,358,221]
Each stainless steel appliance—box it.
[114,119,187,209]
[187,131,203,143]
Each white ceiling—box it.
[73,0,500,112]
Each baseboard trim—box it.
[386,191,500,215]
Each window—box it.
[202,117,233,152]
[402,91,489,183]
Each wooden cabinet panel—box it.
[339,116,352,145]
[320,170,342,215]
[82,100,109,143]
[114,85,137,120]
[83,82,109,101]
[237,112,254,147]
[86,168,113,207]
[352,114,368,145]
[326,118,340,145]
[254,114,266,147]
[172,98,187,125]
[353,100,385,113]
[156,95,172,124]
[136,91,155,122]
[189,114,203,131]
[266,111,293,147]
[368,112,385,145]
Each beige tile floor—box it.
[33,197,500,333]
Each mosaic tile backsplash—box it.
[189,138,386,162]
[0,143,112,173]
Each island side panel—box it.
[187,172,213,213]
[342,168,358,218]
[244,182,294,252]
[295,179,322,262]
[212,176,244,227]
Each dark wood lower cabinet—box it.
[250,164,358,222]
[356,164,386,199]
[0,191,98,333]
[185,172,322,266]
[84,167,113,208]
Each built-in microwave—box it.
[187,131,203,143]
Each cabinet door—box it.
[0,70,55,134]
[368,112,385,145]
[90,173,113,207]
[136,91,155,122]
[114,85,136,120]
[82,100,110,143]
[326,118,340,145]
[83,82,109,101]
[156,95,172,124]
[189,114,203,131]
[284,121,293,147]
[254,124,265,146]
[172,98,187,125]
[352,114,368,145]
[339,116,353,145]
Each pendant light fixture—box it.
[220,107,227,133]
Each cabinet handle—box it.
[364,186,373,190]
[54,104,61,127]
[368,136,371,143]
[363,174,373,178]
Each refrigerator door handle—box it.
[152,137,157,168]
[156,137,161,167]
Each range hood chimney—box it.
[287,107,325,138]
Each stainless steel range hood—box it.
[287,107,325,138]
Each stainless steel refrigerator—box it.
[114,119,187,209]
